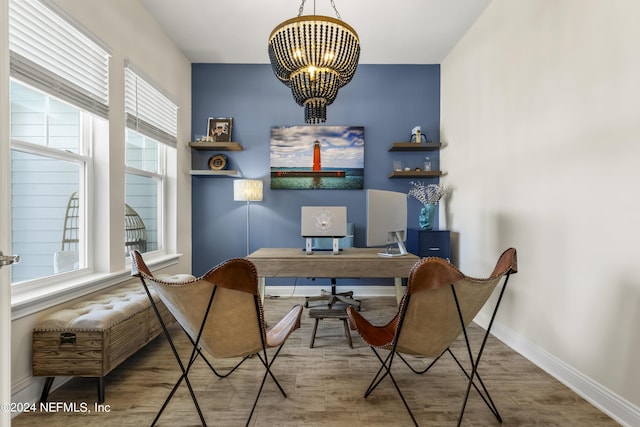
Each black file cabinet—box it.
[406,229,451,260]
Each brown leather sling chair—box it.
[347,248,517,426]
[131,250,303,427]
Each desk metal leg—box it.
[258,277,266,304]
[394,277,404,305]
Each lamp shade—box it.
[234,179,263,202]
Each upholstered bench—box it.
[32,275,193,403]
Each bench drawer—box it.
[33,300,175,377]
[33,330,107,377]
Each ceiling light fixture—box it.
[268,0,360,124]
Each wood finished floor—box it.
[13,297,618,426]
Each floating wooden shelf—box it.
[189,170,241,177]
[388,170,443,179]
[388,142,441,152]
[188,142,243,151]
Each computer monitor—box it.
[366,189,408,257]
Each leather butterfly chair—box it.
[347,248,517,426]
[130,250,303,427]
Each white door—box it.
[1,0,15,424]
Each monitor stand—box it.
[377,231,408,257]
[306,237,340,255]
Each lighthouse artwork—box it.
[313,140,321,171]
[270,125,364,190]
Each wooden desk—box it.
[246,248,419,303]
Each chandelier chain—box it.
[297,0,342,19]
[330,0,341,19]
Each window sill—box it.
[10,253,181,320]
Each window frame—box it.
[9,79,95,287]
[123,65,178,258]
[125,130,168,256]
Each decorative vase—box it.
[419,203,436,229]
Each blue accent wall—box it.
[191,64,440,283]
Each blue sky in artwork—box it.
[270,126,365,168]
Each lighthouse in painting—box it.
[271,133,345,179]
[312,140,321,171]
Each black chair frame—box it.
[363,269,514,427]
[136,272,288,427]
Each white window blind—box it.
[125,66,178,147]
[8,0,110,118]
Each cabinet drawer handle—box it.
[428,247,441,251]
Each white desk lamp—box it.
[234,179,263,255]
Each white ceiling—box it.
[139,0,491,64]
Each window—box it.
[124,66,178,256]
[125,131,163,255]
[9,81,99,283]
[9,0,109,285]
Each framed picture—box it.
[207,117,233,142]
[270,125,365,190]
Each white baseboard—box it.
[264,285,396,298]
[11,375,72,419]
[475,312,640,427]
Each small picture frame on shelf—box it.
[207,117,233,142]
[208,153,228,170]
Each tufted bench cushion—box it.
[32,274,194,403]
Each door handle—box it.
[0,251,20,266]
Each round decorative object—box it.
[208,154,228,171]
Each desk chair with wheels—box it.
[304,222,361,310]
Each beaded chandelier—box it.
[268,0,360,124]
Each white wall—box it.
[441,0,640,424]
[8,0,192,407]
